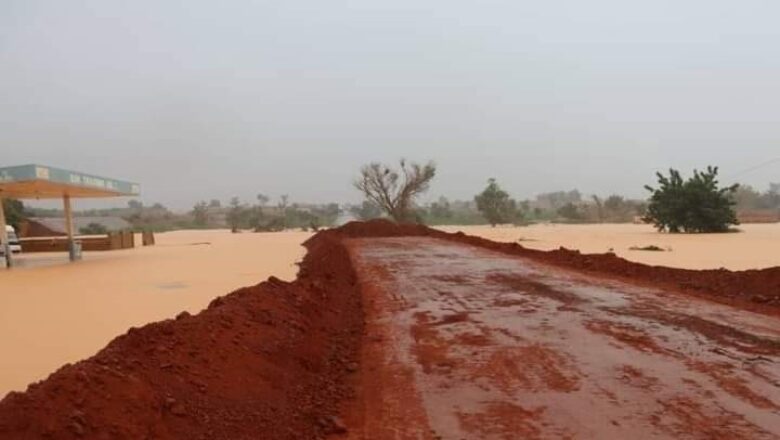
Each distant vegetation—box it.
[24,197,341,233]
[208,195,340,233]
[733,183,780,221]
[350,161,649,226]
[644,167,739,233]
[6,162,777,234]
[79,222,109,235]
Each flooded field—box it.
[0,229,311,396]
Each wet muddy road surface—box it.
[342,237,780,440]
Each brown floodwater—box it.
[443,223,780,270]
[0,229,311,396]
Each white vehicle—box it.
[2,225,22,254]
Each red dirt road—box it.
[342,237,780,439]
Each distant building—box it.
[20,217,132,237]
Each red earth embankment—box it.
[1,220,778,439]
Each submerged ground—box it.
[0,230,311,395]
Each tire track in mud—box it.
[341,236,780,440]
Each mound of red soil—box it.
[1,220,777,439]
[0,231,362,439]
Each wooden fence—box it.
[19,231,140,253]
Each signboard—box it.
[0,164,140,197]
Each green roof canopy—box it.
[0,164,140,199]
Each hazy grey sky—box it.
[3,0,780,210]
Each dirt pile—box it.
[0,231,362,440]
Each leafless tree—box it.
[354,159,436,223]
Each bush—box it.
[644,166,739,233]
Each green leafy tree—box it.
[354,159,436,223]
[644,166,739,233]
[474,178,516,227]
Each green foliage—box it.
[644,166,739,233]
[474,178,516,226]
[284,203,338,231]
[192,201,210,227]
[2,199,26,230]
[556,202,585,221]
[224,196,340,233]
[417,199,487,226]
[421,196,456,225]
[79,222,109,235]
[350,201,384,221]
